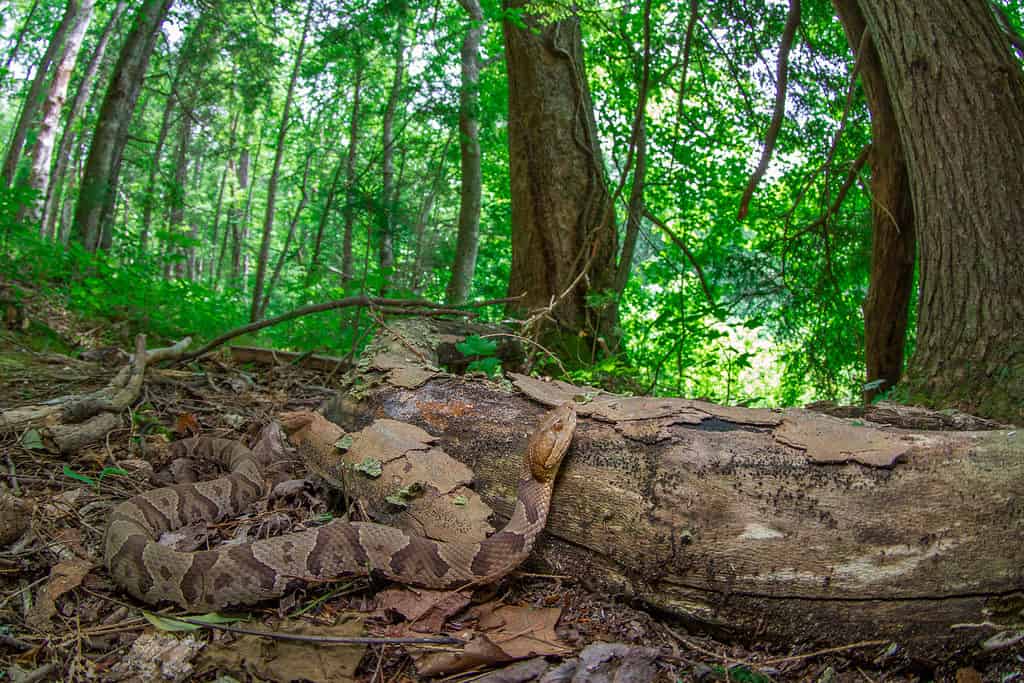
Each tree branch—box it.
[737,0,801,220]
[178,296,521,362]
[643,210,714,306]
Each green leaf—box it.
[452,495,468,507]
[62,465,96,487]
[386,482,424,508]
[98,467,129,482]
[467,356,501,377]
[455,335,497,357]
[334,434,354,450]
[21,429,44,451]
[143,611,245,632]
[353,457,382,478]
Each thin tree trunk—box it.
[379,32,406,287]
[411,133,453,294]
[853,0,1024,423]
[250,3,312,322]
[41,0,127,239]
[72,0,173,251]
[2,0,78,187]
[311,153,344,269]
[169,111,191,278]
[235,126,262,285]
[612,0,653,296]
[341,65,363,284]
[3,0,42,72]
[260,152,312,318]
[504,1,619,356]
[832,0,916,402]
[140,96,176,253]
[444,0,484,305]
[20,0,95,225]
[210,110,239,286]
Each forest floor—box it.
[0,281,1019,682]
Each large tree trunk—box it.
[853,0,1024,423]
[72,0,173,251]
[322,321,1024,664]
[21,0,95,225]
[2,0,78,188]
[251,3,311,322]
[444,0,484,305]
[503,2,619,358]
[40,0,127,240]
[832,0,915,403]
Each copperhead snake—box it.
[104,404,577,610]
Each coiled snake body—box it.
[104,404,577,610]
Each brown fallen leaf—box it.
[26,559,93,630]
[376,586,471,633]
[195,615,365,683]
[411,602,568,676]
[175,413,201,436]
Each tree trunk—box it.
[411,134,453,294]
[141,93,178,253]
[341,65,363,284]
[210,110,239,286]
[323,322,1024,663]
[852,0,1024,423]
[260,152,312,319]
[310,154,344,270]
[832,0,916,403]
[612,0,652,299]
[41,0,127,240]
[168,111,191,278]
[72,0,173,251]
[503,2,619,358]
[444,0,484,305]
[379,34,406,289]
[250,3,311,322]
[3,0,42,72]
[2,0,78,187]
[21,0,95,225]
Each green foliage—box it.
[62,465,130,488]
[7,0,1006,409]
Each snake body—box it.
[104,404,576,610]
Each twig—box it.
[759,639,890,665]
[479,333,569,378]
[0,633,33,651]
[6,455,19,494]
[162,615,465,646]
[0,575,46,609]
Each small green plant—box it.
[456,335,502,377]
[62,464,130,488]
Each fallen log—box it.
[319,321,1024,664]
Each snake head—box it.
[528,403,578,482]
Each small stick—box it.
[159,615,465,646]
[759,639,890,665]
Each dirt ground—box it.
[0,286,1020,682]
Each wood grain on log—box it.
[321,325,1023,662]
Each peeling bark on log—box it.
[321,324,1024,663]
